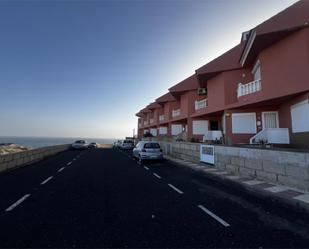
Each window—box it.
[144,143,160,149]
[252,60,261,81]
[171,124,182,135]
[192,120,208,135]
[291,100,309,133]
[232,113,257,134]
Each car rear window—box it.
[144,143,160,149]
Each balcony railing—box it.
[159,115,165,122]
[237,79,261,98]
[172,109,181,118]
[195,99,207,110]
[150,118,154,124]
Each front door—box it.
[262,112,279,129]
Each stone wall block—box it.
[263,160,285,175]
[245,159,262,170]
[231,156,245,167]
[256,170,277,183]
[239,167,256,177]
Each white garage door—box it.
[232,113,257,134]
[171,124,182,135]
[150,128,157,136]
[291,100,309,133]
[193,120,208,135]
[159,127,167,135]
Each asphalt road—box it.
[0,147,309,248]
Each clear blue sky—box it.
[0,0,297,139]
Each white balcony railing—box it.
[250,128,290,144]
[237,79,261,98]
[203,130,223,142]
[150,118,154,124]
[195,99,207,110]
[172,109,181,118]
[159,115,165,122]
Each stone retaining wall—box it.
[158,141,200,163]
[215,146,309,191]
[0,144,71,173]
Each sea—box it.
[0,136,117,149]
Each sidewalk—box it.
[164,155,309,214]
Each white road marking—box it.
[5,194,31,212]
[67,162,72,165]
[40,176,53,185]
[153,173,162,179]
[168,184,183,194]
[57,167,65,172]
[243,180,264,186]
[264,185,291,193]
[198,205,230,227]
[293,194,309,204]
[144,166,149,170]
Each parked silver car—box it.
[71,140,89,150]
[133,141,163,162]
[120,140,134,150]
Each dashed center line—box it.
[144,166,149,170]
[57,167,65,172]
[198,205,230,227]
[153,173,162,179]
[67,162,72,166]
[168,184,184,194]
[40,176,53,185]
[5,194,31,212]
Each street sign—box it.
[200,144,215,165]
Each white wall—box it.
[171,124,182,135]
[192,120,208,135]
[291,100,309,133]
[232,113,257,134]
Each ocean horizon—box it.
[0,136,118,149]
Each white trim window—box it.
[159,127,167,135]
[252,59,261,81]
[172,109,181,118]
[291,100,309,133]
[232,113,257,134]
[171,124,182,135]
[262,111,279,129]
[195,99,207,110]
[159,115,165,122]
[192,120,208,135]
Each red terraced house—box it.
[137,0,309,148]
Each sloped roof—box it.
[254,0,309,36]
[240,0,309,66]
[169,74,199,93]
[146,102,162,110]
[196,42,245,80]
[155,92,176,104]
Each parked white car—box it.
[71,140,89,150]
[120,140,134,150]
[133,141,163,162]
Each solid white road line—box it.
[67,162,72,166]
[144,166,149,170]
[5,194,31,212]
[40,176,53,185]
[168,184,184,194]
[153,173,162,179]
[197,205,230,227]
[57,167,65,172]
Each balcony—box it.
[172,109,181,118]
[143,121,148,126]
[159,115,165,122]
[150,118,154,124]
[195,99,207,110]
[237,79,261,98]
